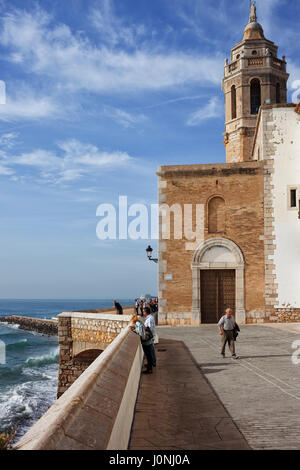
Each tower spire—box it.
[249,1,257,23]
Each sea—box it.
[0,299,133,440]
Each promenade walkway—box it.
[129,324,300,450]
[129,337,249,450]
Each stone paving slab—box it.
[129,338,250,450]
[157,325,300,450]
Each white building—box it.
[253,103,300,320]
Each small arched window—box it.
[252,50,258,56]
[208,197,225,233]
[250,78,261,115]
[276,83,281,104]
[231,85,237,120]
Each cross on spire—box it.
[249,0,257,23]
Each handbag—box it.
[142,326,153,343]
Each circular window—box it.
[252,50,258,55]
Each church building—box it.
[157,3,300,326]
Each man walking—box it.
[218,308,238,360]
[143,306,157,368]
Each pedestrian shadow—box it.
[201,368,227,374]
[197,354,292,367]
[238,354,292,359]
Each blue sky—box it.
[0,0,299,299]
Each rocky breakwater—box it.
[0,316,58,336]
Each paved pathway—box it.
[152,324,300,450]
[129,337,250,450]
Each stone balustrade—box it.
[14,326,143,450]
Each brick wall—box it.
[157,161,266,325]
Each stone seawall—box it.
[0,315,58,336]
[15,326,143,450]
[57,312,131,397]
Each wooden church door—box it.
[201,270,236,323]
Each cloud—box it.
[0,88,60,122]
[0,163,14,175]
[288,61,300,96]
[0,138,133,184]
[89,0,146,48]
[256,0,282,39]
[0,132,18,148]
[186,96,223,126]
[0,7,224,94]
[103,106,146,128]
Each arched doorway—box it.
[191,238,245,325]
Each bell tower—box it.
[222,1,289,163]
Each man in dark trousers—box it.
[218,308,238,360]
[143,306,157,368]
[114,300,123,315]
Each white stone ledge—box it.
[14,326,143,450]
[59,311,132,322]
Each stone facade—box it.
[157,161,265,326]
[270,309,300,323]
[157,5,299,326]
[57,312,131,397]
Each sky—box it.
[0,0,299,299]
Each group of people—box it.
[113,298,158,317]
[116,299,238,363]
[135,298,158,317]
[130,307,157,374]
[130,306,239,374]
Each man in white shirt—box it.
[218,308,238,360]
[143,307,156,367]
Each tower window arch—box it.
[231,85,237,120]
[276,82,281,104]
[208,197,226,233]
[250,78,261,115]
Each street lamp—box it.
[146,245,158,264]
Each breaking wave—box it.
[25,349,59,368]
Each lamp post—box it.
[146,245,158,264]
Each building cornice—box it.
[157,161,264,178]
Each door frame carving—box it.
[191,238,245,325]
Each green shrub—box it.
[0,430,17,451]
